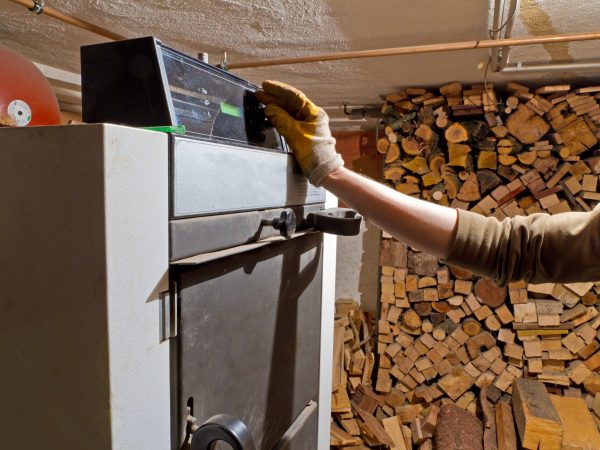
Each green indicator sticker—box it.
[220,101,243,118]
[143,125,186,135]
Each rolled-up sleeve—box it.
[443,205,600,286]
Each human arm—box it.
[321,167,457,257]
[257,80,600,285]
[444,205,600,285]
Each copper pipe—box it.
[228,30,600,69]
[8,0,125,41]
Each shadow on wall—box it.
[332,130,383,313]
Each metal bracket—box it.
[28,0,45,14]
[159,280,178,342]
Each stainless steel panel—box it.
[273,401,318,450]
[176,233,322,449]
[169,204,323,261]
[171,138,326,218]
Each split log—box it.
[383,165,406,183]
[402,156,430,175]
[445,122,469,143]
[474,278,507,308]
[477,170,502,195]
[495,401,517,450]
[550,395,600,450]
[385,143,401,164]
[506,104,550,144]
[456,172,481,202]
[512,378,562,450]
[497,136,523,155]
[402,136,422,156]
[441,166,461,199]
[377,138,390,154]
[480,384,498,450]
[462,317,482,336]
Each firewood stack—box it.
[332,82,600,449]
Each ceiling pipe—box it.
[228,31,600,70]
[7,0,125,41]
[502,61,600,73]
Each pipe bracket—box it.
[28,0,44,14]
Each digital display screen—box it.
[220,102,242,118]
[160,47,283,150]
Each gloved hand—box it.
[255,80,344,186]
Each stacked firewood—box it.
[332,82,600,449]
[330,299,403,447]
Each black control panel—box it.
[81,37,285,151]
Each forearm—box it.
[446,206,600,285]
[321,167,458,257]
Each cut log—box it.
[441,166,462,199]
[352,401,395,446]
[445,122,470,143]
[380,240,407,268]
[517,151,537,166]
[331,424,362,446]
[497,136,523,155]
[438,367,474,400]
[506,104,551,144]
[377,138,391,154]
[495,401,517,450]
[476,170,502,195]
[402,156,430,175]
[462,317,482,336]
[474,278,507,308]
[456,172,481,202]
[382,416,409,450]
[478,151,497,170]
[403,309,422,330]
[480,384,498,450]
[385,143,401,164]
[384,165,406,183]
[402,136,422,156]
[440,81,463,97]
[550,395,600,450]
[448,143,472,168]
[407,251,438,276]
[511,378,562,450]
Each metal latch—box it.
[308,208,362,236]
[159,281,178,342]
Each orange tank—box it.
[0,46,61,126]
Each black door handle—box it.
[308,208,362,236]
[190,414,256,450]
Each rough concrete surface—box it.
[2,1,600,112]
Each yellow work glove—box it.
[255,80,343,186]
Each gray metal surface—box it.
[169,204,323,261]
[171,137,326,218]
[273,401,318,450]
[176,232,322,450]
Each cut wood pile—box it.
[331,82,600,449]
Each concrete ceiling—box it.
[3,0,600,116]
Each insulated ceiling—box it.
[2,0,600,110]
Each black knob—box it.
[264,209,296,238]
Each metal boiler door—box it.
[175,233,322,449]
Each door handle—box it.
[191,414,256,450]
[308,208,362,236]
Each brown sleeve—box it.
[443,205,600,286]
